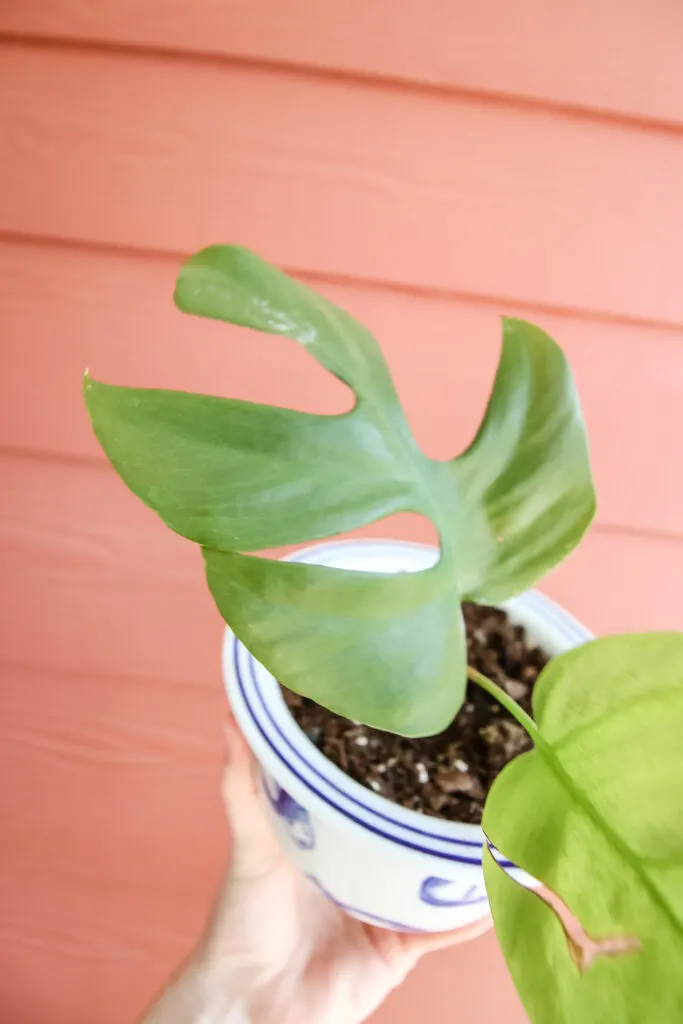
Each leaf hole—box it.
[253,512,439,561]
[485,842,641,972]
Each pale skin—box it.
[141,714,492,1024]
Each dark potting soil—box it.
[282,603,549,825]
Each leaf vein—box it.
[536,734,683,940]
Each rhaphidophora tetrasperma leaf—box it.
[84,245,595,735]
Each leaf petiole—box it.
[467,666,539,741]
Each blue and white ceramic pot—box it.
[224,539,592,933]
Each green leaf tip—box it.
[84,244,596,734]
[173,245,252,314]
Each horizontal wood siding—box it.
[3,1,683,125]
[3,237,683,539]
[1,9,682,1024]
[2,44,683,324]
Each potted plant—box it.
[84,246,683,1023]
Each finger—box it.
[398,914,493,963]
[221,716,283,881]
[223,711,260,800]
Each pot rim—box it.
[224,538,594,865]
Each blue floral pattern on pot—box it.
[419,875,488,907]
[262,772,316,850]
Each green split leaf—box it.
[483,633,683,1023]
[84,245,595,735]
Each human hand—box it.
[192,713,491,1024]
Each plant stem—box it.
[467,666,539,740]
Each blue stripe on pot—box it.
[246,649,487,851]
[235,641,504,867]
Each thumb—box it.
[221,713,283,882]
[391,913,493,968]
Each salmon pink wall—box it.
[1,4,683,1022]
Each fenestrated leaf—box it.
[84,245,595,734]
[483,634,683,1024]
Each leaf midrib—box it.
[534,731,683,942]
